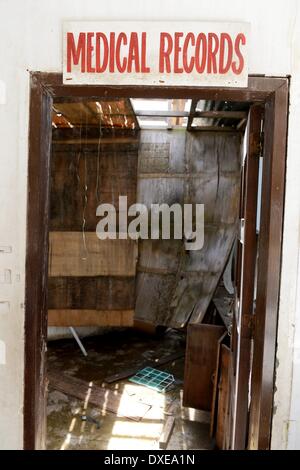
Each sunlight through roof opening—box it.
[131,99,191,129]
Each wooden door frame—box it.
[24,73,288,449]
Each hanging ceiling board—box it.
[135,130,240,327]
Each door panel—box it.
[231,105,264,449]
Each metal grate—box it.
[129,367,174,392]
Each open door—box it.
[230,105,264,449]
[24,74,288,450]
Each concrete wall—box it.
[0,0,299,449]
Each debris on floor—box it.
[47,328,212,450]
[48,368,151,421]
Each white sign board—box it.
[63,22,249,87]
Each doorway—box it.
[24,74,288,450]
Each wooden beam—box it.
[40,72,287,102]
[48,276,135,310]
[52,126,139,140]
[194,110,248,119]
[136,110,189,117]
[187,99,197,130]
[159,417,175,449]
[48,369,150,421]
[189,125,241,132]
[48,309,134,326]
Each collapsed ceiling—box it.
[52,98,250,132]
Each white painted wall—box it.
[0,0,299,449]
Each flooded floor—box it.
[47,328,213,450]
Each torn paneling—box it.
[135,130,240,327]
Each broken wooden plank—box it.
[48,369,151,421]
[52,136,139,147]
[159,417,175,449]
[104,351,185,384]
[47,309,134,327]
[48,232,138,277]
[163,400,178,416]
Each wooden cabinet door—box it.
[183,323,226,411]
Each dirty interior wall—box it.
[135,130,241,328]
[0,0,300,450]
[48,133,139,333]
